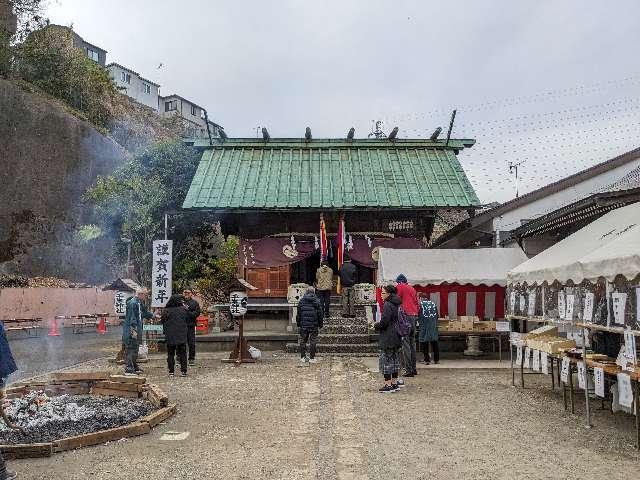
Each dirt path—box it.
[11,354,640,479]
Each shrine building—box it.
[182,136,480,298]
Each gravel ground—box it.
[10,354,640,479]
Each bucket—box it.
[196,315,209,335]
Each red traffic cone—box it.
[48,317,61,337]
[97,317,107,335]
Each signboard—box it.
[230,291,248,317]
[617,373,633,408]
[496,321,511,332]
[593,367,605,398]
[612,292,627,325]
[516,345,523,365]
[143,324,164,332]
[558,291,566,320]
[623,329,637,367]
[564,294,575,320]
[583,292,594,322]
[151,240,173,308]
[577,361,586,390]
[114,291,129,315]
[527,291,536,317]
[532,350,540,372]
[523,347,531,369]
[560,357,570,384]
[541,352,549,375]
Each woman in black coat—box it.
[374,284,403,393]
[161,294,189,377]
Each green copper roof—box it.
[182,138,480,210]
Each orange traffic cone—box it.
[97,317,107,335]
[48,317,61,337]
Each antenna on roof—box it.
[430,127,442,141]
[509,160,525,198]
[346,127,355,140]
[305,127,312,141]
[261,127,270,141]
[445,109,457,146]
[388,127,399,141]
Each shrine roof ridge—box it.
[187,137,476,150]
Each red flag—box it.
[336,218,345,293]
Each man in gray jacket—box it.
[315,261,333,319]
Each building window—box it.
[143,83,151,94]
[86,48,99,62]
[165,100,177,112]
[191,105,198,116]
[121,72,131,84]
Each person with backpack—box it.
[418,292,439,364]
[374,284,403,393]
[395,274,419,377]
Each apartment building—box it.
[107,63,160,111]
[159,94,222,138]
[46,24,107,66]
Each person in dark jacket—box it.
[417,292,439,364]
[123,289,154,375]
[161,294,189,377]
[339,256,357,317]
[374,284,402,393]
[296,287,323,363]
[182,289,201,366]
[0,322,18,479]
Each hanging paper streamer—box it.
[557,291,566,320]
[583,292,594,322]
[532,350,540,372]
[594,367,605,397]
[523,347,531,369]
[510,292,516,314]
[560,357,570,384]
[527,291,536,317]
[519,295,526,314]
[564,294,575,321]
[577,361,586,390]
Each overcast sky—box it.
[45,0,640,203]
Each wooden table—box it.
[438,330,510,362]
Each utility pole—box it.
[509,161,525,198]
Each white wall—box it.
[492,158,640,233]
[108,65,159,111]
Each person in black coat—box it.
[182,289,201,366]
[339,256,358,317]
[374,284,402,393]
[296,286,323,363]
[161,294,189,377]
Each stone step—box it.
[286,342,378,354]
[324,316,367,324]
[321,324,368,335]
[317,334,371,345]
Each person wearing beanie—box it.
[395,274,419,377]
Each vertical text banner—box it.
[152,240,173,308]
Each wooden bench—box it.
[71,314,110,334]
[3,318,42,337]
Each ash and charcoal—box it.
[0,391,156,444]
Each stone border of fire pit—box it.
[0,371,176,459]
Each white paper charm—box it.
[617,373,633,409]
[510,292,516,314]
[623,329,637,366]
[541,352,549,375]
[594,367,605,398]
[560,357,570,384]
[527,291,536,317]
[577,361,586,390]
[516,345,523,365]
[558,291,566,320]
[519,295,526,314]
[583,292,594,322]
[532,350,540,372]
[523,347,531,369]
[612,292,627,325]
[565,294,575,321]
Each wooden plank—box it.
[91,387,140,399]
[140,404,177,428]
[108,374,146,384]
[51,371,110,381]
[54,422,150,452]
[0,443,54,459]
[146,384,168,407]
[94,381,140,392]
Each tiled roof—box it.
[182,138,479,210]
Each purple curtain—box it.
[240,238,316,268]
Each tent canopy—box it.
[377,247,528,287]
[508,202,640,285]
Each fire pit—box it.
[0,372,175,459]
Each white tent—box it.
[508,202,640,285]
[377,247,528,286]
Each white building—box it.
[107,63,160,111]
[159,94,223,139]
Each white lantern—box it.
[229,291,248,317]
